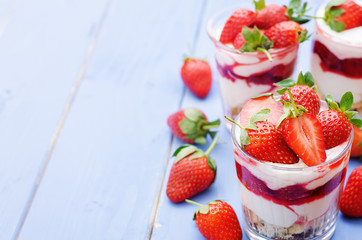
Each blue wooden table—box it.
[0,0,361,239]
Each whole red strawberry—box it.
[339,166,362,217]
[264,21,307,48]
[351,125,362,157]
[317,92,362,149]
[186,199,242,240]
[226,109,298,164]
[167,108,220,144]
[219,8,256,44]
[255,4,288,29]
[166,137,218,203]
[325,0,362,32]
[232,31,247,49]
[275,72,320,115]
[181,58,212,98]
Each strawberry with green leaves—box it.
[351,125,362,157]
[167,108,220,144]
[186,199,242,240]
[253,0,311,29]
[181,57,212,99]
[324,0,362,32]
[219,8,256,44]
[274,72,321,115]
[264,20,308,48]
[317,92,362,149]
[339,166,362,217]
[166,137,218,203]
[226,109,298,164]
[278,90,327,166]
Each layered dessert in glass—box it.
[207,2,305,120]
[311,0,362,113]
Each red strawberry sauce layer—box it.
[235,160,347,206]
[313,41,362,78]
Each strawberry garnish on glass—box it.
[324,0,362,32]
[317,92,362,149]
[274,71,321,115]
[340,166,362,217]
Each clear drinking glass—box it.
[311,0,362,113]
[207,6,299,120]
[231,113,353,240]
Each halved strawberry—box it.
[282,113,327,166]
[239,94,284,127]
[219,8,256,44]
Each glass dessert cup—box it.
[311,0,362,114]
[231,114,353,240]
[207,6,299,120]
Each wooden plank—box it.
[152,0,362,239]
[17,0,205,239]
[0,0,110,239]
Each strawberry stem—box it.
[185,199,204,207]
[205,135,219,156]
[257,47,272,62]
[224,116,243,130]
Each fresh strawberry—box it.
[255,3,288,29]
[282,113,327,166]
[219,8,256,44]
[264,21,308,48]
[167,108,220,144]
[186,199,242,240]
[181,58,212,98]
[325,0,362,32]
[227,109,298,164]
[351,125,362,157]
[317,92,362,149]
[275,72,320,115]
[166,137,218,203]
[239,94,284,127]
[232,31,247,49]
[339,166,362,217]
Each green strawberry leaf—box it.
[286,0,311,24]
[202,119,220,130]
[276,88,288,95]
[245,122,257,130]
[207,156,217,171]
[209,131,217,139]
[358,142,362,147]
[179,119,197,134]
[189,150,205,161]
[240,129,251,148]
[330,8,345,18]
[175,145,199,162]
[289,0,301,10]
[330,19,346,32]
[340,91,353,112]
[184,108,204,122]
[199,204,210,214]
[325,94,341,111]
[250,92,273,99]
[274,78,296,88]
[250,109,270,123]
[253,0,265,11]
[351,118,362,129]
[343,110,357,120]
[326,0,345,11]
[173,145,192,157]
[194,136,207,145]
[240,26,273,61]
[303,72,315,87]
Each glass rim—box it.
[231,110,354,172]
[206,6,299,57]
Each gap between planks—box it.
[146,1,208,239]
[13,0,114,239]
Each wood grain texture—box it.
[0,0,110,239]
[17,0,205,239]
